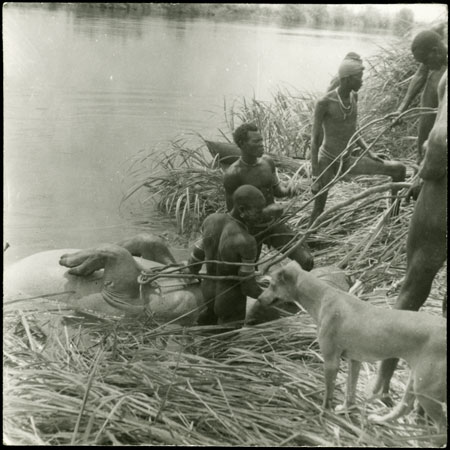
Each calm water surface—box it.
[4,5,394,264]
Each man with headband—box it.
[391,27,447,163]
[308,54,406,227]
[327,52,363,92]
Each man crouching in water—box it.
[186,185,269,325]
[308,54,406,227]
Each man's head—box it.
[232,184,266,225]
[338,55,364,92]
[233,123,264,158]
[411,30,447,70]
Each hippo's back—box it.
[4,249,104,301]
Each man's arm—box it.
[419,123,447,180]
[355,134,384,162]
[420,72,447,180]
[223,169,240,211]
[396,64,428,114]
[187,238,205,274]
[265,156,291,198]
[310,98,327,192]
[237,237,263,299]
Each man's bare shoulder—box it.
[225,221,256,247]
[223,161,242,187]
[261,154,275,167]
[319,90,337,104]
[203,212,229,229]
[224,159,243,176]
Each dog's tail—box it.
[368,375,415,424]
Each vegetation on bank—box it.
[8,2,432,36]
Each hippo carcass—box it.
[4,246,205,325]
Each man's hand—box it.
[262,203,284,220]
[368,151,385,163]
[404,177,423,203]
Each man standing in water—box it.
[223,123,314,271]
[308,55,406,227]
[187,185,267,325]
[391,28,447,163]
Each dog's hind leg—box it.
[368,374,415,423]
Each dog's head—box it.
[258,261,302,307]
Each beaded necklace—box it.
[335,88,355,120]
[239,157,258,167]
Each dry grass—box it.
[3,286,445,446]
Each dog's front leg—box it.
[336,359,361,412]
[322,354,341,409]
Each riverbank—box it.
[8,2,410,36]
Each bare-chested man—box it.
[223,123,314,271]
[391,29,447,163]
[187,185,267,325]
[372,69,448,403]
[308,55,406,227]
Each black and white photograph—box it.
[3,3,447,446]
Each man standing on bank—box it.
[308,55,406,227]
[391,29,447,163]
[371,69,448,404]
[223,123,314,271]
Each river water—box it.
[3,4,394,265]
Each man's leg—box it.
[197,279,218,325]
[372,190,446,397]
[348,156,406,213]
[214,282,247,324]
[308,155,337,228]
[308,191,329,229]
